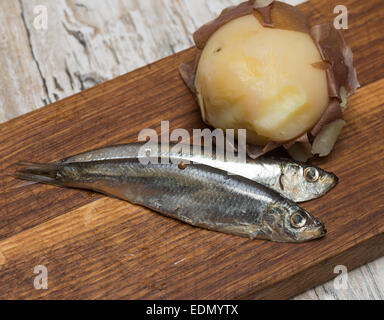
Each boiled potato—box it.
[195,14,329,145]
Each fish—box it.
[15,159,326,243]
[58,142,338,202]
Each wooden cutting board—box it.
[0,0,383,299]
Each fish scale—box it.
[16,158,326,242]
[59,142,338,203]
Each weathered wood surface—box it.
[0,0,383,300]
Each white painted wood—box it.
[14,0,244,110]
[0,0,48,122]
[296,257,384,300]
[0,0,382,300]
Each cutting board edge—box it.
[243,231,384,300]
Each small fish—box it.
[15,159,326,242]
[59,143,338,202]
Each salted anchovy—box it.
[16,160,326,242]
[59,143,338,202]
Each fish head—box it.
[280,162,338,202]
[261,202,326,242]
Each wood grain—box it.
[300,0,384,88]
[0,0,383,299]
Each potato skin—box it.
[179,1,358,159]
[195,14,329,145]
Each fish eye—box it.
[304,167,319,182]
[290,212,307,229]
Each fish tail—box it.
[14,162,63,187]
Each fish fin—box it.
[13,179,40,189]
[14,162,63,187]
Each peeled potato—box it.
[195,14,329,145]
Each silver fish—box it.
[16,159,326,242]
[59,143,338,202]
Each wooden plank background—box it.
[0,0,383,299]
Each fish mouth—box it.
[306,172,339,201]
[296,223,327,242]
[325,172,339,190]
[281,172,339,203]
[319,169,338,187]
